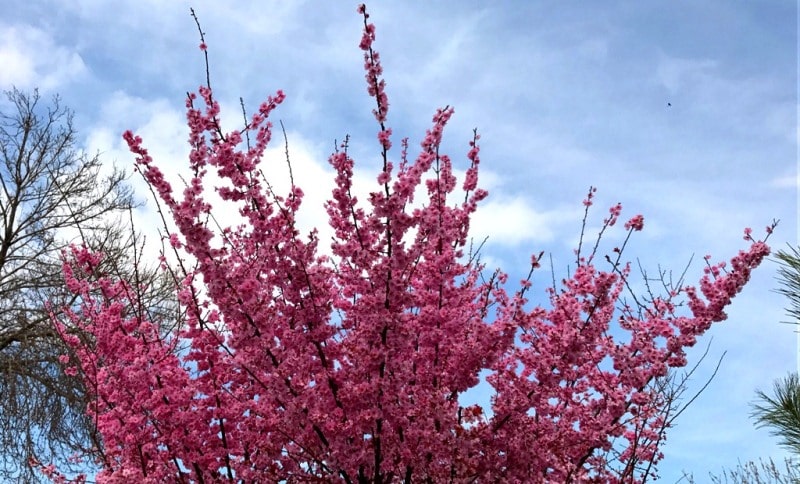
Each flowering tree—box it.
[50,5,773,483]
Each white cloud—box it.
[471,196,561,247]
[771,173,799,189]
[202,1,307,37]
[656,56,718,95]
[0,24,86,91]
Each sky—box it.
[2,0,797,480]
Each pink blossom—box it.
[377,127,392,150]
[606,202,622,226]
[168,232,182,248]
[50,5,772,483]
[624,214,645,231]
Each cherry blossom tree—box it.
[49,5,773,483]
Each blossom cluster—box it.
[52,5,771,483]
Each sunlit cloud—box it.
[0,24,87,91]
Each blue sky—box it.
[2,1,796,480]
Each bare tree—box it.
[0,88,175,482]
[682,457,800,483]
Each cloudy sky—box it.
[2,0,796,480]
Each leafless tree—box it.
[0,88,176,482]
[681,457,800,483]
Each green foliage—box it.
[775,246,800,324]
[753,373,800,458]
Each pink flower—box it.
[606,202,623,226]
[582,186,597,207]
[168,232,182,248]
[624,214,645,231]
[377,127,392,150]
